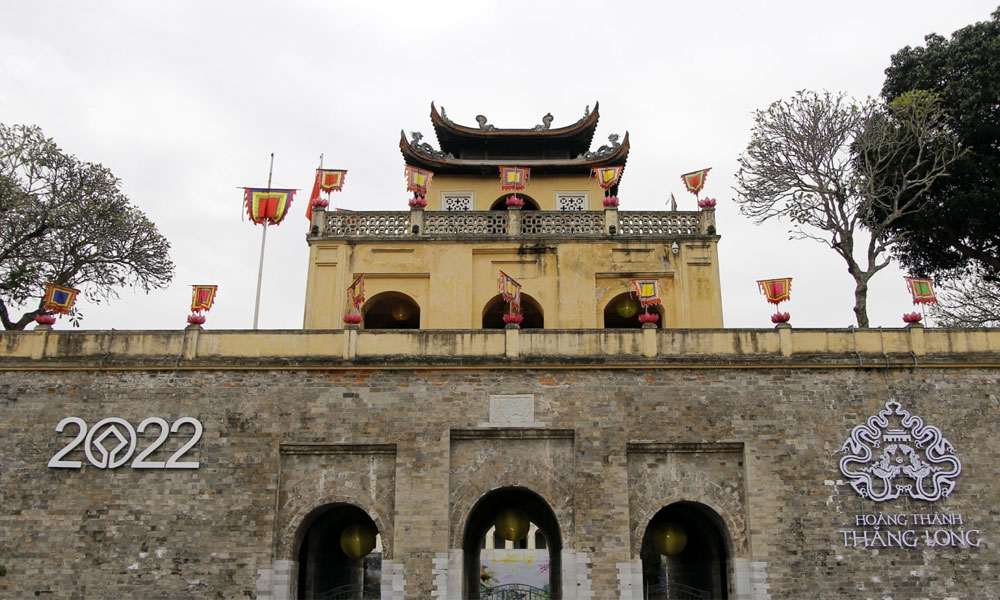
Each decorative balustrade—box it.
[425,211,508,235]
[324,212,411,237]
[520,211,604,235]
[319,209,705,238]
[617,212,701,235]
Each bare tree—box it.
[928,269,1000,327]
[735,90,963,327]
[0,124,173,329]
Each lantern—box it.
[494,508,529,541]
[340,523,377,559]
[616,296,639,318]
[652,522,687,556]
[392,302,412,322]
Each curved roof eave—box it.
[400,131,629,174]
[429,101,600,144]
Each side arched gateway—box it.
[641,502,729,600]
[295,503,381,600]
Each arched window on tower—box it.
[362,292,420,329]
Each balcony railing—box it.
[319,208,712,239]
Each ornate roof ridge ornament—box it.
[532,113,554,131]
[409,131,454,159]
[576,104,591,123]
[579,134,621,159]
[440,105,450,122]
[475,115,496,131]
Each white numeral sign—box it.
[47,416,203,470]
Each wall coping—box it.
[1,326,998,370]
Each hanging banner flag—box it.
[42,283,80,314]
[499,167,530,191]
[904,277,937,305]
[631,279,662,306]
[669,193,677,211]
[191,285,218,313]
[592,166,624,190]
[244,188,296,226]
[681,168,711,196]
[347,274,366,310]
[757,278,792,305]
[307,169,347,218]
[405,165,434,196]
[498,271,522,309]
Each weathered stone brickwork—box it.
[2,346,999,599]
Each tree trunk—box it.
[853,279,870,328]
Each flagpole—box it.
[252,153,275,330]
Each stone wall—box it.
[1,332,998,599]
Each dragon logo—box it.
[839,400,961,502]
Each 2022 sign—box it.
[47,416,203,470]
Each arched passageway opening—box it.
[603,292,663,328]
[463,487,562,599]
[296,504,381,600]
[482,293,544,329]
[362,291,420,329]
[641,502,729,600]
[490,194,540,210]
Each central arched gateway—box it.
[462,487,562,599]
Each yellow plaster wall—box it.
[425,174,606,210]
[303,234,724,330]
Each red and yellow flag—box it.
[244,188,295,226]
[631,279,662,307]
[593,166,624,190]
[191,285,218,313]
[681,168,711,196]
[347,274,366,310]
[405,166,433,196]
[43,283,80,314]
[757,278,792,305]
[498,271,522,309]
[307,169,347,218]
[904,277,937,305]
[499,167,530,191]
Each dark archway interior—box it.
[603,292,663,328]
[641,502,728,600]
[362,292,420,329]
[482,294,544,329]
[489,194,540,210]
[463,487,562,599]
[296,504,380,600]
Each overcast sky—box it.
[2,1,996,331]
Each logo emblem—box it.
[839,400,961,502]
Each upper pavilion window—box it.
[556,192,588,211]
[442,192,474,211]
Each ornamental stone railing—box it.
[316,207,713,238]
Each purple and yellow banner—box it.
[499,167,530,191]
[593,166,624,190]
[43,283,80,314]
[631,279,662,307]
[405,166,434,195]
[498,271,522,309]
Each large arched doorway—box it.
[489,194,540,210]
[641,502,729,600]
[463,487,562,599]
[296,504,381,599]
[603,292,663,328]
[362,291,420,329]
[482,293,544,329]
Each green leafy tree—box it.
[735,91,962,327]
[0,124,173,329]
[879,9,1000,279]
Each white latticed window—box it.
[556,192,587,211]
[442,193,474,211]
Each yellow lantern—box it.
[391,302,411,321]
[615,296,638,318]
[494,508,530,541]
[340,523,377,559]
[652,522,687,556]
